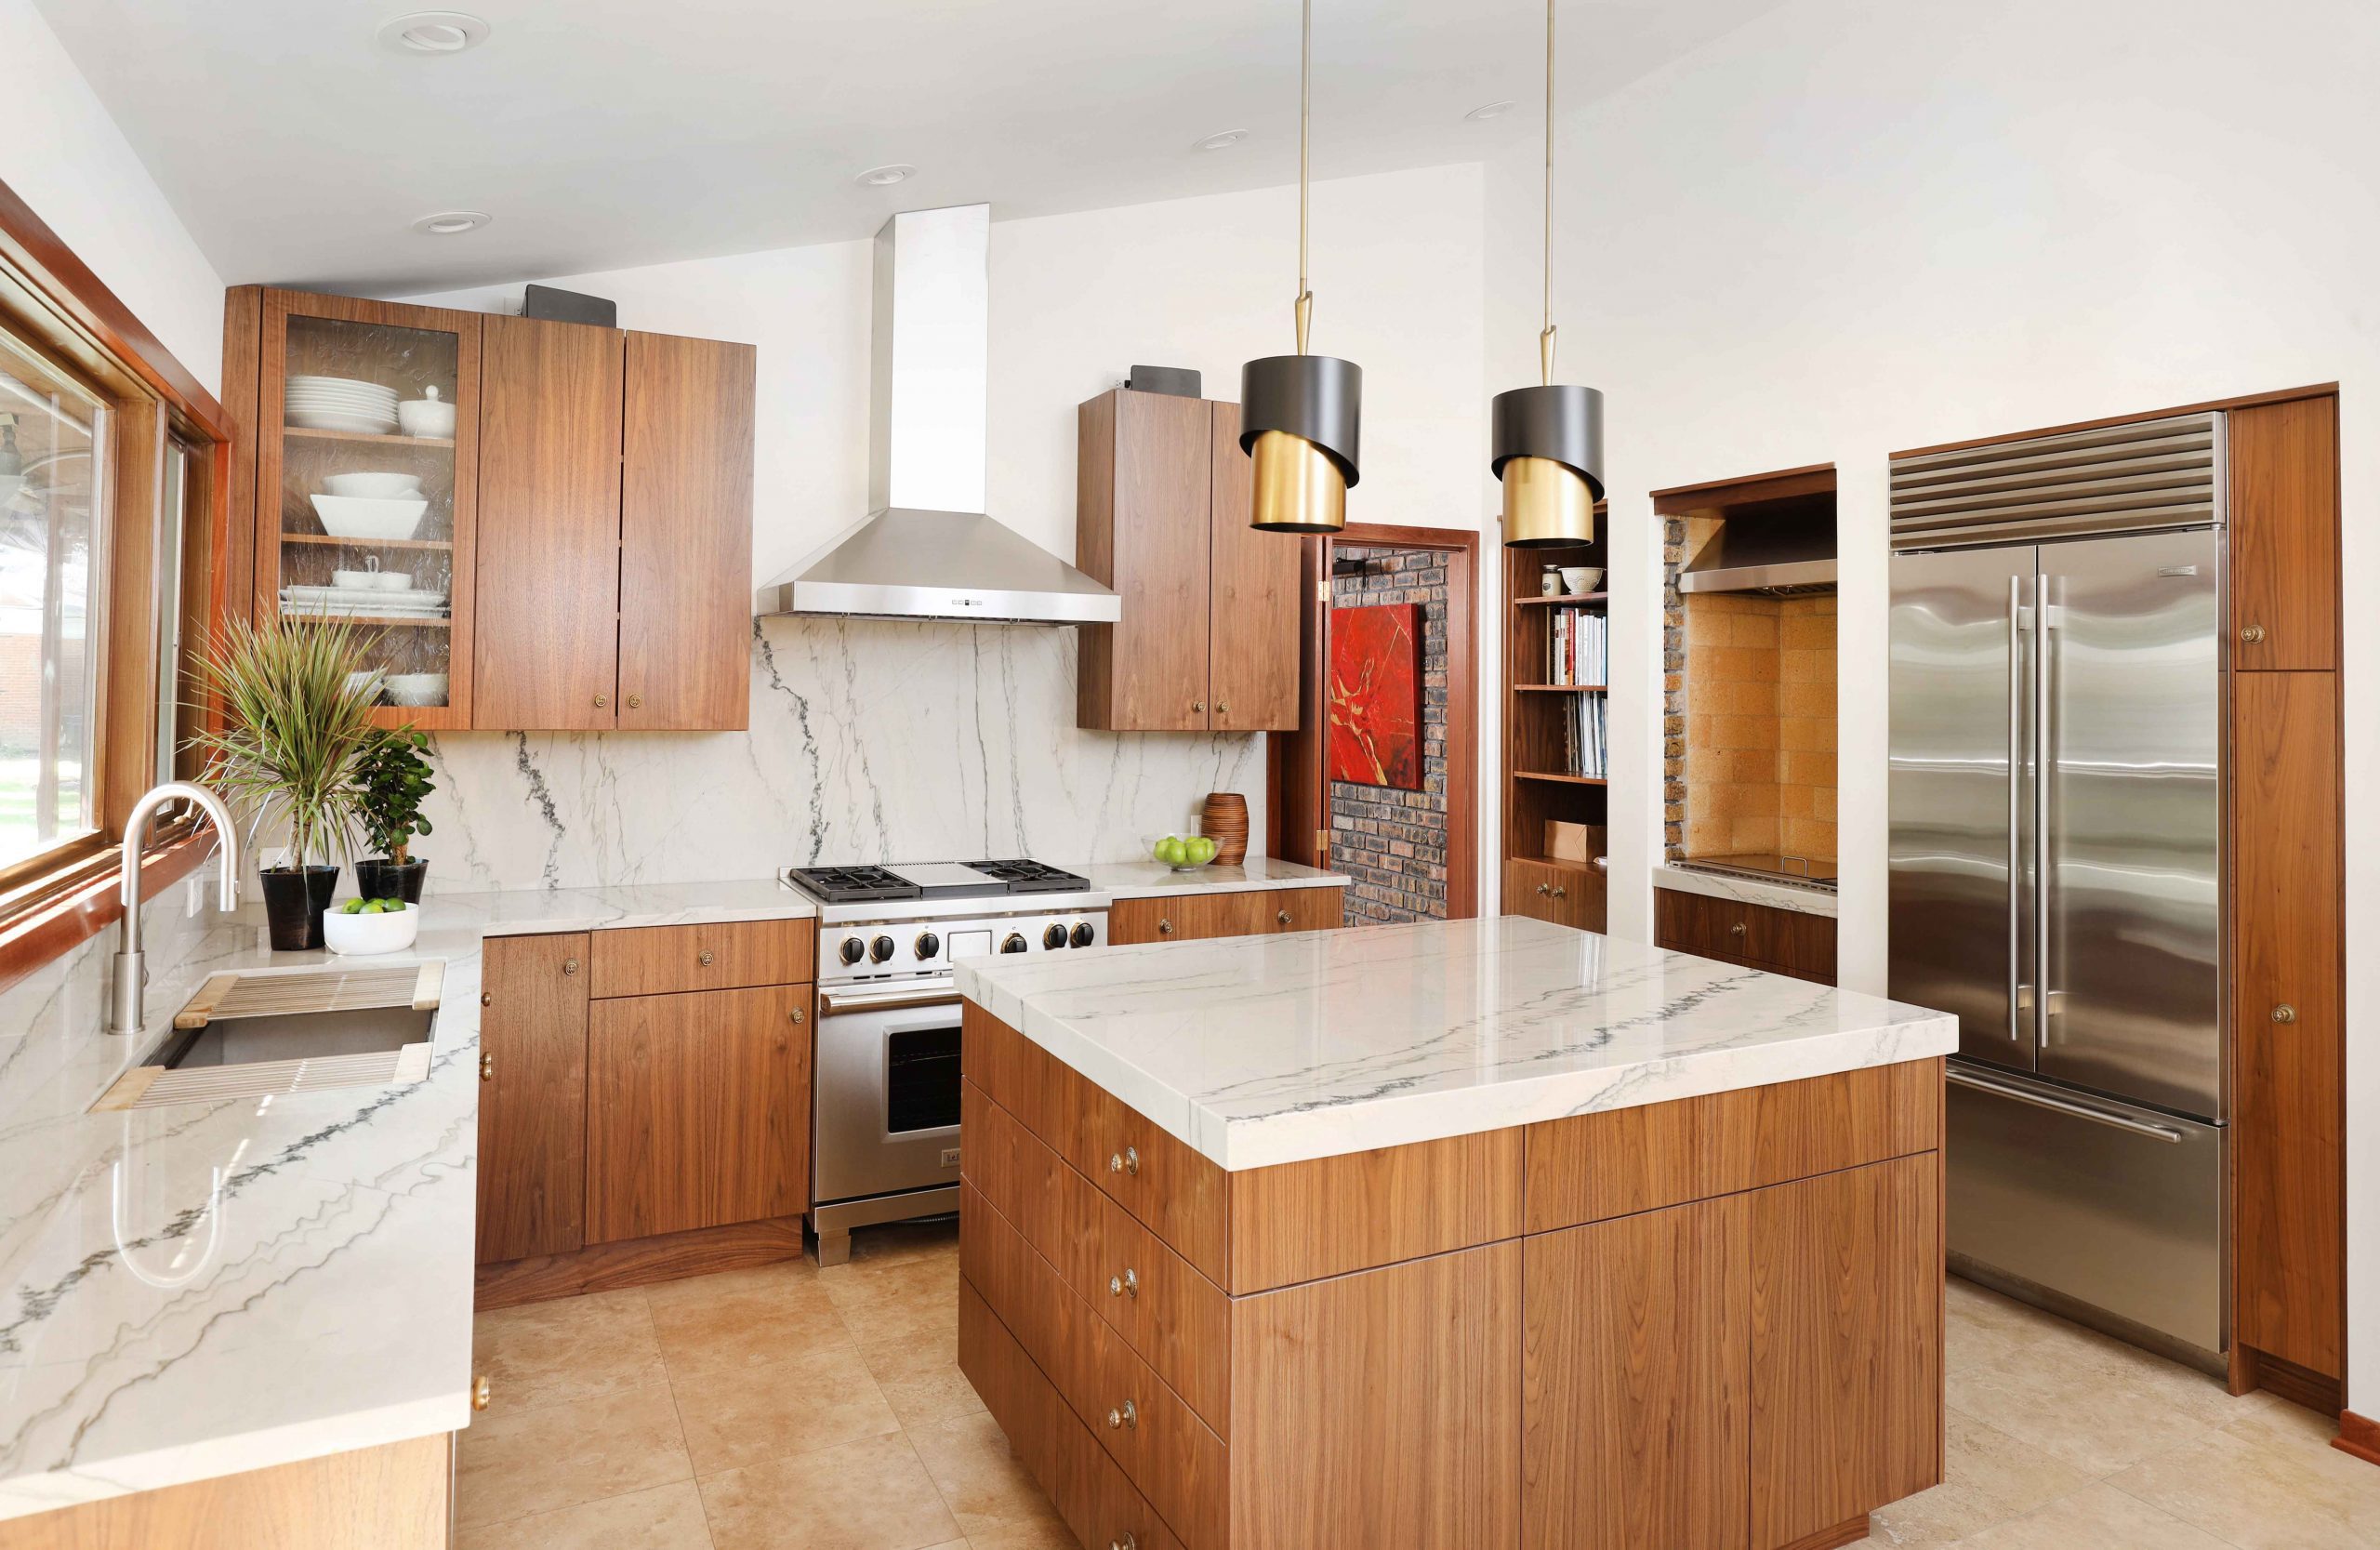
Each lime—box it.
[341,899,365,915]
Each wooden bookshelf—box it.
[1503,519,1609,931]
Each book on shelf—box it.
[1557,687,1607,777]
[1547,608,1608,686]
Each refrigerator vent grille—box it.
[1889,412,2221,548]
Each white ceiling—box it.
[36,0,1787,295]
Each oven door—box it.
[813,978,964,1207]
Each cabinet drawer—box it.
[965,1003,1229,1283]
[587,917,814,998]
[965,1080,1230,1433]
[1261,885,1342,933]
[1654,886,1782,966]
[963,1182,1227,1549]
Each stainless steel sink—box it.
[154,1004,433,1069]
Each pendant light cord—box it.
[1295,0,1314,354]
[1540,0,1556,386]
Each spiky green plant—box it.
[186,617,383,871]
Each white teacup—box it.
[332,568,380,590]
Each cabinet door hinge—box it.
[1315,828,1329,861]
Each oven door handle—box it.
[818,978,960,1016]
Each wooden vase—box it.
[1199,792,1250,866]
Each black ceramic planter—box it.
[259,865,341,951]
[354,857,429,905]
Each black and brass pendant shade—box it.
[1492,381,1603,548]
[1494,0,1604,550]
[1243,350,1361,534]
[1242,0,1362,536]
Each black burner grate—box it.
[784,865,922,903]
[966,859,1093,894]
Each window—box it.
[0,326,109,873]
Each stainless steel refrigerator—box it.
[1888,412,2227,1368]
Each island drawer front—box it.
[965,1079,1233,1432]
[1523,1058,1942,1234]
[1226,1129,1526,1294]
[964,1182,1230,1549]
[586,918,816,998]
[965,1003,1230,1283]
[961,1277,1190,1550]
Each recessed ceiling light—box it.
[411,210,491,235]
[1193,129,1250,152]
[1464,99,1516,121]
[377,11,491,55]
[855,164,917,188]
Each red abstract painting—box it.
[1328,603,1422,789]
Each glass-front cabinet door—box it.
[257,291,479,729]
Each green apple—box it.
[376,898,407,911]
[1186,836,1218,865]
[1155,836,1187,867]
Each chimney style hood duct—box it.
[760,205,1121,623]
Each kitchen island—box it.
[953,914,1958,1550]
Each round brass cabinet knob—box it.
[1276,909,1292,926]
[2240,624,2267,644]
[1105,1399,1138,1430]
[1730,921,1747,936]
[1112,1536,1139,1550]
[472,1375,491,1411]
[2273,1003,2298,1024]
[789,1007,806,1025]
[1120,1146,1140,1176]
[562,958,581,975]
[479,1052,494,1082]
[480,990,492,1007]
[626,694,643,709]
[1191,701,1206,715]
[698,949,716,967]
[593,694,610,709]
[1109,1266,1140,1298]
[1551,886,1567,899]
[1216,703,1230,717]
[1536,882,1551,896]
[1157,920,1174,935]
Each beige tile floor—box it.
[460,1220,2380,1549]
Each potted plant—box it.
[353,727,435,903]
[189,617,380,950]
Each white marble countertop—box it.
[957,915,1955,1171]
[0,878,815,1522]
[1085,856,1348,900]
[1654,864,1839,919]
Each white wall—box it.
[1491,0,2376,1405]
[3,0,224,391]
[387,164,1495,887]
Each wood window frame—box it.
[0,175,233,991]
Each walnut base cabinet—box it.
[475,921,815,1305]
[960,1003,1944,1550]
[1656,886,1837,986]
[1078,389,1302,733]
[1105,884,1344,946]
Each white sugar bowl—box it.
[397,386,456,439]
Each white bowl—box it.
[345,669,385,700]
[322,471,423,498]
[331,568,382,590]
[398,396,456,440]
[386,672,449,707]
[369,570,417,591]
[323,902,420,956]
[1559,566,1604,594]
[311,493,429,541]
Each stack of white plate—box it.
[286,376,399,434]
[282,585,450,618]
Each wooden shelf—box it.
[280,534,454,552]
[1515,771,1607,786]
[1514,683,1607,693]
[282,426,455,450]
[1514,592,1607,607]
[1514,852,1605,875]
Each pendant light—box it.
[1492,0,1604,548]
[1241,0,1361,534]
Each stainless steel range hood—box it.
[1675,521,1837,596]
[760,204,1120,623]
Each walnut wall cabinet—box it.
[473,920,814,1305]
[1077,389,1302,733]
[226,289,755,733]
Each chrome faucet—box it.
[109,782,241,1036]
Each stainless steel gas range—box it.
[783,859,1110,1265]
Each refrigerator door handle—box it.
[2007,576,2025,1041]
[2033,576,2056,1050]
[1948,1066,2186,1144]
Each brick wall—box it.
[1329,546,1449,924]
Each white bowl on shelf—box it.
[323,902,420,956]
[397,387,456,440]
[1559,566,1604,594]
[385,672,448,707]
[332,568,381,590]
[311,494,429,540]
[321,471,424,498]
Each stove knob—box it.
[1043,923,1068,950]
[1071,921,1096,948]
[915,931,941,960]
[840,936,866,966]
[870,934,895,963]
[1001,933,1028,954]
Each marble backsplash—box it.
[416,616,1263,893]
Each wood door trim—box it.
[1890,382,2340,460]
[1650,462,1836,514]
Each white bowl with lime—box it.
[1152,835,1219,871]
[323,897,420,955]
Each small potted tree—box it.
[189,617,379,950]
[353,727,435,903]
